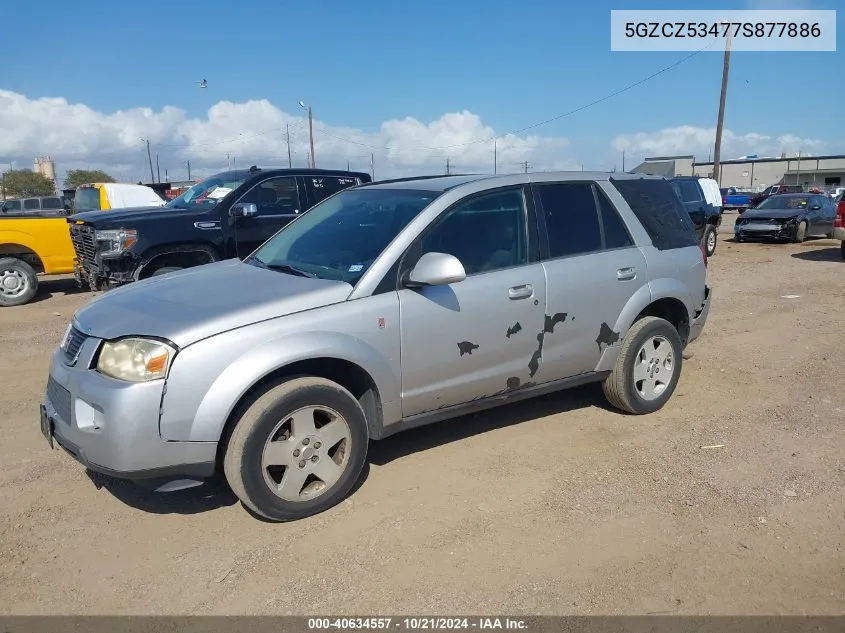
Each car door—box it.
[814,195,836,235]
[672,180,706,240]
[397,186,547,417]
[233,176,304,258]
[531,180,649,382]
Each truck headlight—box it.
[97,338,175,382]
[95,229,137,255]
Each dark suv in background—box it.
[68,167,371,290]
[670,177,722,257]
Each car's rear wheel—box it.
[794,221,807,243]
[0,257,38,307]
[602,316,683,415]
[703,225,718,256]
[223,376,369,522]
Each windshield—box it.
[165,171,249,209]
[249,188,440,283]
[756,195,810,210]
[73,187,101,212]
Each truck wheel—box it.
[794,221,807,243]
[223,376,369,522]
[151,267,181,277]
[0,257,38,307]
[703,225,718,256]
[602,316,683,415]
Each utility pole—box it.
[186,160,191,180]
[622,150,626,172]
[494,138,497,174]
[286,124,292,168]
[156,152,161,183]
[370,154,374,180]
[446,158,451,175]
[796,151,801,186]
[347,160,350,171]
[712,22,732,185]
[520,160,531,173]
[142,139,155,183]
[165,168,168,182]
[308,107,316,168]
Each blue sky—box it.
[0,0,841,180]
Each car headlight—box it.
[96,338,175,382]
[95,229,137,255]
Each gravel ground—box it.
[0,214,843,615]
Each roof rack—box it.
[366,173,481,186]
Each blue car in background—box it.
[720,187,753,211]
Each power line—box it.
[310,42,717,154]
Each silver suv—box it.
[41,173,711,521]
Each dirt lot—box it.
[1,214,843,615]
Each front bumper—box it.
[687,285,711,345]
[734,221,796,241]
[41,340,216,482]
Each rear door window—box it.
[609,177,697,250]
[675,180,702,203]
[23,198,41,211]
[535,183,602,258]
[305,176,360,206]
[238,177,301,215]
[41,197,62,210]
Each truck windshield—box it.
[73,187,101,212]
[165,171,249,209]
[249,188,439,283]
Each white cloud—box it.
[611,125,826,162]
[0,90,572,185]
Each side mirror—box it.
[229,202,258,218]
[404,252,466,288]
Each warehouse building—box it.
[631,153,845,192]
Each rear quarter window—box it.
[609,177,698,250]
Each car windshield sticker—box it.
[206,186,232,200]
[348,264,364,273]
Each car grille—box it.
[69,223,97,268]
[46,376,72,424]
[62,326,88,363]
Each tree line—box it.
[1,169,115,198]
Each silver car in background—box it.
[41,172,711,521]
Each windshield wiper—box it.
[250,258,317,278]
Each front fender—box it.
[159,330,400,442]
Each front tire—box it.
[0,257,38,307]
[223,376,369,522]
[602,316,683,415]
[794,221,807,243]
[703,225,718,256]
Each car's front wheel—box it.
[794,221,807,243]
[602,316,683,415]
[223,376,369,521]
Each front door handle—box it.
[508,284,533,300]
[617,267,637,281]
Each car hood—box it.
[72,259,353,347]
[740,208,803,219]
[69,205,195,225]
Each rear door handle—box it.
[508,284,533,300]
[617,267,637,281]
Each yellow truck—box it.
[0,214,76,306]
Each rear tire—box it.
[602,316,683,415]
[794,221,807,243]
[703,225,718,257]
[0,257,38,307]
[223,376,369,522]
